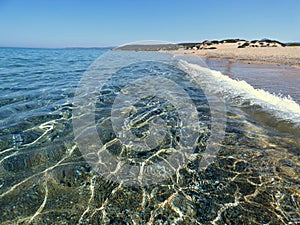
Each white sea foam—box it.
[178,60,300,125]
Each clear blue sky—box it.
[0,0,299,48]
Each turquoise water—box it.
[0,48,299,224]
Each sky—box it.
[0,0,299,48]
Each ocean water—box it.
[205,59,300,104]
[0,48,299,224]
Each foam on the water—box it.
[178,60,300,125]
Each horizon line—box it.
[1,39,300,49]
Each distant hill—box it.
[178,39,287,50]
[64,47,114,50]
[114,39,298,52]
[114,44,179,51]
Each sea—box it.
[0,47,299,224]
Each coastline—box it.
[164,46,300,68]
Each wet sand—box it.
[201,58,300,102]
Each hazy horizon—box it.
[1,38,300,49]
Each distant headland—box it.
[115,39,300,67]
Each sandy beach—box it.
[166,46,300,67]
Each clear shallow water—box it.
[0,48,299,224]
[0,47,106,130]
